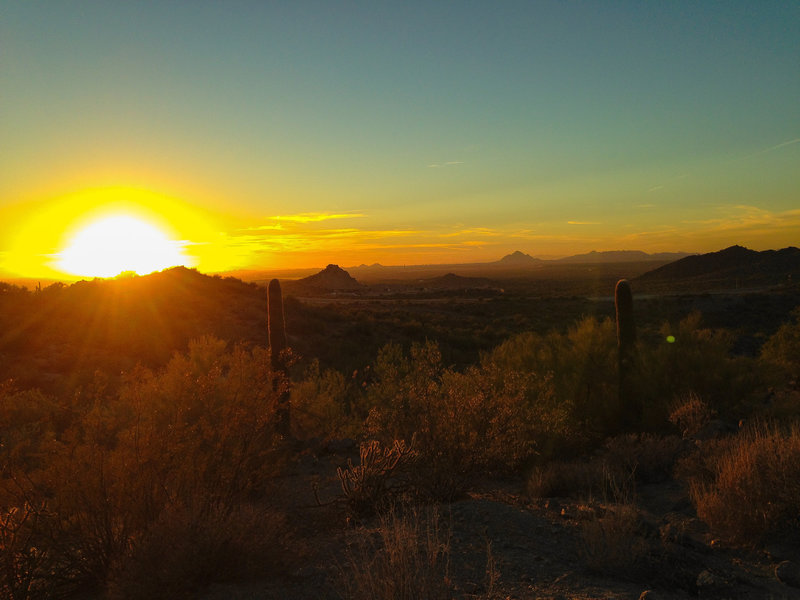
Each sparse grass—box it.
[602,433,685,484]
[580,502,651,577]
[527,458,621,499]
[688,422,800,545]
[527,433,683,499]
[338,505,452,600]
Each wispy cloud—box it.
[441,227,505,238]
[427,160,464,168]
[269,212,365,223]
[568,220,601,225]
[683,205,800,232]
[741,137,800,160]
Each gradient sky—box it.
[2,1,798,277]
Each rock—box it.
[766,543,798,562]
[775,560,800,588]
[696,569,729,593]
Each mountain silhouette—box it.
[296,264,363,291]
[636,245,800,286]
[496,251,541,266]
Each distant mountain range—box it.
[636,245,800,287]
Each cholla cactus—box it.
[268,279,290,436]
[337,438,418,515]
[615,279,640,429]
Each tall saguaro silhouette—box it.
[615,279,640,430]
[268,278,290,436]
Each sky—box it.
[1,1,798,278]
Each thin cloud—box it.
[742,137,800,160]
[441,227,504,238]
[268,212,365,224]
[427,160,464,168]
[568,221,601,225]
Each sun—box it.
[56,214,189,278]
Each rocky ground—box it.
[198,443,800,600]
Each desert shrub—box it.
[580,503,651,577]
[760,306,800,383]
[488,316,619,439]
[527,458,625,499]
[338,505,452,600]
[365,341,560,500]
[291,360,364,440]
[527,434,682,500]
[0,499,68,600]
[668,391,715,438]
[602,433,685,484]
[0,385,66,473]
[0,337,287,594]
[688,422,800,545]
[635,312,761,423]
[106,502,295,600]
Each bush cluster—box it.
[0,337,293,598]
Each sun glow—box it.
[56,215,188,278]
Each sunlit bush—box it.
[0,337,287,594]
[364,341,559,499]
[291,359,364,440]
[688,422,800,545]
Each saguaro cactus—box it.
[268,278,290,436]
[615,279,640,429]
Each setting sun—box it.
[56,215,188,278]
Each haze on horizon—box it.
[1,2,798,279]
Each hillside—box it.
[637,245,800,288]
[556,250,693,263]
[0,267,269,390]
